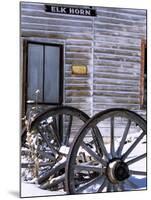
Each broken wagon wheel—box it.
[65,108,147,194]
[22,106,96,190]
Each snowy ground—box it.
[21,182,65,197]
[21,134,146,197]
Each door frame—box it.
[21,40,64,117]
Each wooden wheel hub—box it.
[107,160,130,184]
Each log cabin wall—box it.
[20,2,147,119]
[93,7,146,119]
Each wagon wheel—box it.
[21,106,94,190]
[65,108,147,194]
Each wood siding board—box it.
[94,52,140,59]
[65,59,92,65]
[94,78,139,85]
[95,10,146,21]
[21,2,44,10]
[94,47,140,56]
[94,86,139,93]
[93,96,139,102]
[94,43,140,50]
[94,74,140,81]
[96,7,146,16]
[93,100,140,105]
[65,46,92,53]
[21,30,93,41]
[94,63,140,68]
[22,28,92,38]
[94,57,140,63]
[95,15,146,25]
[94,32,144,40]
[94,67,140,74]
[66,40,92,45]
[21,23,92,33]
[95,25,145,34]
[94,36,140,45]
[94,102,139,106]
[21,16,92,27]
[65,54,91,60]
[94,60,140,66]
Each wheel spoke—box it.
[92,127,111,160]
[125,179,138,189]
[113,184,122,192]
[91,128,103,157]
[76,174,103,193]
[81,142,107,166]
[38,150,56,160]
[126,153,146,165]
[121,131,145,161]
[117,184,123,191]
[63,115,73,146]
[49,125,60,147]
[41,174,65,189]
[50,117,60,146]
[75,163,102,173]
[129,170,147,176]
[38,161,66,184]
[38,128,58,155]
[116,119,131,156]
[21,161,55,168]
[107,181,113,192]
[113,184,118,192]
[97,177,108,192]
[110,117,115,158]
[119,182,125,191]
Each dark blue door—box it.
[27,42,63,104]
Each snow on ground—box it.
[21,181,65,197]
[21,133,146,197]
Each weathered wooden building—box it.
[20,2,147,120]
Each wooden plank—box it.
[95,16,146,26]
[21,16,92,27]
[94,42,140,51]
[21,2,44,10]
[21,30,92,40]
[21,23,92,33]
[93,96,139,104]
[95,9,146,21]
[94,29,145,40]
[94,85,139,92]
[65,46,92,53]
[96,7,146,16]
[94,48,140,56]
[93,78,139,86]
[94,35,140,45]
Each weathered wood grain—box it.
[20,2,146,119]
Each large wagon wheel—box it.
[21,106,92,190]
[65,108,147,194]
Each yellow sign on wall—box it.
[72,65,87,75]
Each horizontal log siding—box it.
[21,2,93,117]
[93,7,146,119]
[20,2,146,119]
